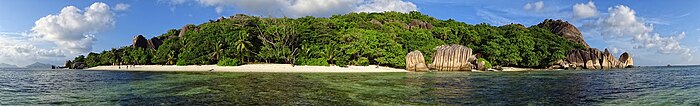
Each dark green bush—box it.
[176,59,187,66]
[217,58,244,66]
[295,58,329,66]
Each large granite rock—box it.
[601,48,621,69]
[428,44,474,71]
[619,52,634,68]
[537,19,590,48]
[585,60,595,69]
[178,25,193,37]
[132,34,177,50]
[71,62,86,69]
[147,37,166,50]
[405,50,429,72]
[131,35,149,48]
[409,19,434,29]
[476,61,487,71]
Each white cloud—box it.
[178,0,417,18]
[611,47,619,54]
[114,3,130,11]
[168,0,188,5]
[523,1,544,12]
[0,33,67,66]
[31,2,115,54]
[354,0,417,13]
[573,1,597,19]
[589,5,691,57]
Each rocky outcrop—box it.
[537,19,590,48]
[179,25,192,37]
[64,61,86,69]
[428,44,475,71]
[409,19,433,29]
[476,61,487,71]
[619,52,634,68]
[71,62,86,69]
[550,48,634,70]
[147,37,166,50]
[132,33,179,50]
[406,44,490,72]
[131,35,149,48]
[405,50,429,72]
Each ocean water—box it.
[1,66,699,105]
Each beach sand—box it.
[85,64,408,73]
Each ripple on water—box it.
[1,67,700,105]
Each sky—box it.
[0,0,699,67]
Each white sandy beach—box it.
[85,64,408,73]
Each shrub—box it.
[352,57,370,66]
[295,58,329,66]
[477,58,492,69]
[217,58,244,66]
[176,59,187,66]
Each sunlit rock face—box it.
[131,35,149,49]
[537,19,590,48]
[428,44,475,71]
[405,50,429,72]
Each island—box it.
[63,11,633,72]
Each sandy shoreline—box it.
[85,64,409,73]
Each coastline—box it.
[85,64,547,72]
[85,64,409,73]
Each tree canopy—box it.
[73,11,584,68]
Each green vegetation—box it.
[73,12,583,68]
[477,58,492,69]
[217,58,243,66]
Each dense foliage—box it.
[73,12,584,68]
[217,58,243,66]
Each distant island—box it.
[0,63,18,68]
[0,62,55,69]
[64,11,633,71]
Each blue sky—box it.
[0,0,699,66]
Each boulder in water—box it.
[619,52,634,68]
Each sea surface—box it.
[1,66,700,105]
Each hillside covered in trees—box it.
[69,11,585,69]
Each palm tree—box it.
[234,31,252,61]
[166,51,176,65]
[210,41,225,61]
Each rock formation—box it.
[131,35,149,48]
[550,48,634,70]
[619,52,634,68]
[179,25,192,37]
[476,61,487,71]
[405,50,429,72]
[428,44,475,71]
[71,62,86,69]
[409,19,434,29]
[537,19,590,48]
[405,44,488,72]
[133,32,180,50]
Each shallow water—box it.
[1,66,699,105]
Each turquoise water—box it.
[1,66,699,105]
